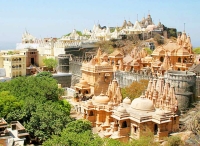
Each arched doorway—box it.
[89,111,94,116]
[122,121,127,128]
[154,124,158,135]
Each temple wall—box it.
[69,60,82,86]
[115,70,153,88]
[196,75,200,99]
[164,71,196,111]
[52,73,72,87]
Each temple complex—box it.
[70,46,181,142]
[78,76,179,142]
[151,32,194,72]
[74,48,113,96]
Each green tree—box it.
[144,47,153,55]
[7,51,14,55]
[121,79,149,100]
[0,76,71,144]
[43,58,58,71]
[26,100,71,143]
[64,119,92,133]
[97,40,114,54]
[43,119,104,146]
[36,71,53,78]
[0,91,23,122]
[193,47,200,54]
[166,135,183,146]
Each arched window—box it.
[89,111,94,116]
[160,57,164,62]
[178,57,181,63]
[122,121,127,128]
[85,90,89,94]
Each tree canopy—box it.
[43,58,58,70]
[193,47,200,54]
[43,119,160,146]
[144,47,153,55]
[0,75,71,144]
[121,79,149,100]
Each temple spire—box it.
[184,23,185,32]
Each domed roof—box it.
[101,61,109,66]
[117,105,127,113]
[146,25,157,31]
[131,95,155,111]
[108,101,113,106]
[79,78,89,85]
[123,97,131,104]
[94,93,110,104]
[155,109,165,116]
[86,100,93,106]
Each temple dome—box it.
[155,109,165,116]
[123,97,131,104]
[86,100,93,106]
[94,93,110,104]
[80,78,88,85]
[131,95,155,111]
[117,105,127,113]
[101,61,109,66]
[146,25,157,31]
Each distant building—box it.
[0,51,26,78]
[0,118,29,146]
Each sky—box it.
[0,0,199,50]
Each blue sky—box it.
[0,0,199,49]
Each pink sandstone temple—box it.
[72,32,194,141]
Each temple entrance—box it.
[31,58,34,65]
[89,111,94,116]
[154,124,158,135]
[122,121,127,128]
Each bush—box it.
[166,136,183,146]
[193,47,200,54]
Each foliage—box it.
[64,119,92,133]
[121,79,149,100]
[43,119,103,146]
[166,135,183,146]
[0,91,23,122]
[154,33,164,45]
[186,111,200,135]
[144,47,153,55]
[103,138,124,146]
[64,30,83,37]
[127,34,140,45]
[110,28,115,33]
[26,100,71,143]
[43,58,58,70]
[193,47,200,54]
[44,121,162,146]
[0,76,60,101]
[0,76,71,144]
[168,29,177,38]
[130,136,159,146]
[97,40,114,54]
[36,71,53,78]
[7,51,14,55]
